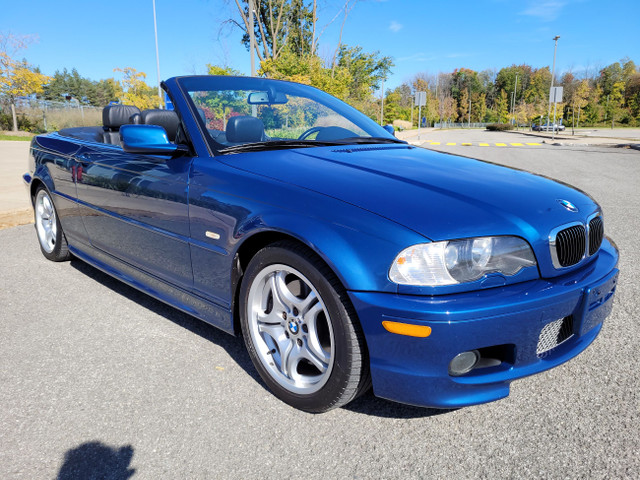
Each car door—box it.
[74,143,193,291]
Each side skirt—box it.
[68,243,234,335]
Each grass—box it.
[0,133,34,141]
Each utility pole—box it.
[152,0,163,107]
[468,90,471,127]
[547,35,560,129]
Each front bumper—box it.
[349,239,619,408]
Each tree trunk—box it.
[11,102,18,132]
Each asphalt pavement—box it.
[1,138,639,478]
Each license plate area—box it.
[579,269,619,335]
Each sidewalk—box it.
[0,141,33,229]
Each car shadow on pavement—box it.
[57,441,135,480]
[345,391,457,419]
[70,258,457,419]
[69,259,259,381]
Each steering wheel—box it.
[298,126,324,140]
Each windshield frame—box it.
[176,75,396,155]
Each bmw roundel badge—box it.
[288,321,299,335]
[558,199,578,212]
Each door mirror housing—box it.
[383,124,396,137]
[120,124,188,157]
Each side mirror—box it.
[120,124,188,157]
[383,124,396,137]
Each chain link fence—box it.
[1,98,102,132]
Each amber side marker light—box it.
[382,321,432,338]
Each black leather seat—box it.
[225,116,264,143]
[102,105,141,144]
[140,109,180,142]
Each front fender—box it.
[234,208,423,293]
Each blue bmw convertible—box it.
[23,76,619,412]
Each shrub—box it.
[0,111,44,133]
[486,123,514,131]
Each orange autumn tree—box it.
[0,33,50,131]
[114,67,160,110]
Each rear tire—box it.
[34,186,70,262]
[240,241,369,413]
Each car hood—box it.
[221,145,597,243]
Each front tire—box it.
[240,241,369,413]
[34,186,70,262]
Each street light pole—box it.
[547,35,560,129]
[152,0,163,107]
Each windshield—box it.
[176,76,398,154]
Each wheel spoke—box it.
[43,196,53,217]
[304,303,330,364]
[272,270,318,315]
[300,341,328,373]
[297,290,317,316]
[255,280,284,324]
[258,323,294,375]
[280,338,296,377]
[37,201,46,220]
[269,272,291,313]
[45,225,55,247]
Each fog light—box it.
[449,350,480,376]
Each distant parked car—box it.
[533,122,565,132]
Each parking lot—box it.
[1,135,639,478]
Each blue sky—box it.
[1,0,639,91]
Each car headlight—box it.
[389,236,537,286]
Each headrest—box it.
[225,115,264,143]
[196,108,206,125]
[102,105,141,130]
[129,113,142,124]
[141,109,180,142]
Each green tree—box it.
[44,68,92,102]
[233,0,315,61]
[457,89,469,123]
[626,73,640,122]
[495,89,509,123]
[471,92,487,122]
[337,45,393,102]
[207,64,242,76]
[495,64,532,105]
[571,79,591,127]
[605,81,625,127]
